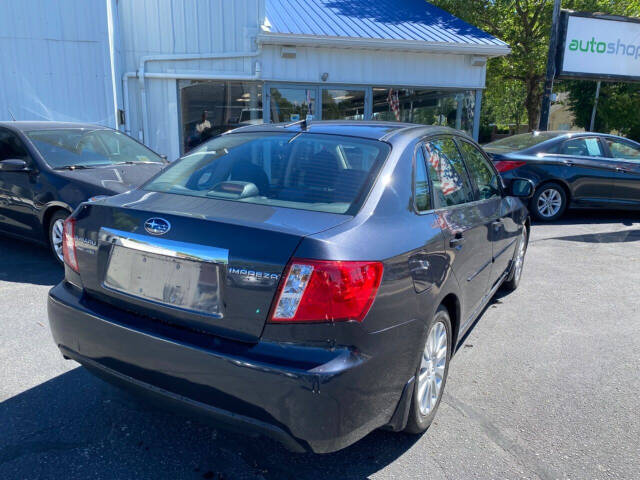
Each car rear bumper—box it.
[48,282,418,453]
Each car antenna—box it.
[8,109,16,121]
[284,114,313,131]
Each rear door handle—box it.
[565,160,575,167]
[449,233,465,249]
[616,167,630,174]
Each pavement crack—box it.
[443,393,562,480]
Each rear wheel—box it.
[48,210,68,265]
[531,183,567,221]
[404,305,452,434]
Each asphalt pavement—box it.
[1,210,639,479]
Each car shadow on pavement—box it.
[550,229,640,244]
[0,367,421,480]
[536,209,640,227]
[0,236,62,286]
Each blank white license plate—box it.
[104,245,222,315]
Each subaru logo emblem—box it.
[144,217,171,236]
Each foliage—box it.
[561,81,640,140]
[430,0,640,132]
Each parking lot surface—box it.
[1,211,639,479]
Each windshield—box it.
[26,129,164,168]
[484,132,560,153]
[144,132,390,215]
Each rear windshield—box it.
[144,132,390,214]
[484,132,559,153]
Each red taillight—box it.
[494,160,526,173]
[62,217,79,272]
[269,259,383,323]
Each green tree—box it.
[562,81,640,140]
[431,0,640,131]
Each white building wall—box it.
[0,0,116,126]
[117,0,264,160]
[260,45,487,89]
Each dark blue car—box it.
[0,122,166,262]
[485,131,640,221]
[48,121,532,453]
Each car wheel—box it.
[531,183,567,221]
[502,226,528,292]
[404,305,452,434]
[49,210,68,265]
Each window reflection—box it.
[322,89,366,120]
[180,81,263,153]
[372,89,475,134]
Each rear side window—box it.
[457,140,501,200]
[414,146,431,211]
[425,138,474,208]
[559,137,603,157]
[605,138,640,162]
[144,132,390,215]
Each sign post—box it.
[539,0,562,131]
[540,10,640,132]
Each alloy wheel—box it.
[51,218,65,263]
[536,188,562,218]
[417,321,447,416]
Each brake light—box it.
[269,259,383,323]
[494,160,526,173]
[62,217,79,272]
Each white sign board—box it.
[560,15,640,80]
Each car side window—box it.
[414,145,431,212]
[605,138,640,163]
[559,137,603,157]
[0,130,30,162]
[457,140,501,200]
[424,138,475,208]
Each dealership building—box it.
[1,0,509,160]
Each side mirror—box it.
[0,159,30,172]
[509,178,535,199]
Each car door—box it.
[601,137,640,207]
[552,136,616,206]
[0,128,39,237]
[424,136,493,323]
[456,138,518,286]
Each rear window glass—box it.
[484,132,559,153]
[144,132,390,214]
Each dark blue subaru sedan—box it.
[48,121,532,453]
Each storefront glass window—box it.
[372,88,476,134]
[180,81,263,152]
[322,89,366,120]
[269,87,316,123]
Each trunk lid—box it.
[73,190,350,342]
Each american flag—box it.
[425,143,463,196]
[387,89,400,121]
[306,89,313,115]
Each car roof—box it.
[0,121,112,132]
[228,120,465,142]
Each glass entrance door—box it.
[321,88,367,120]
[268,86,317,123]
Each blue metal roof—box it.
[264,0,508,49]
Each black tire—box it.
[404,305,452,434]
[48,210,69,265]
[502,226,528,292]
[530,182,567,222]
